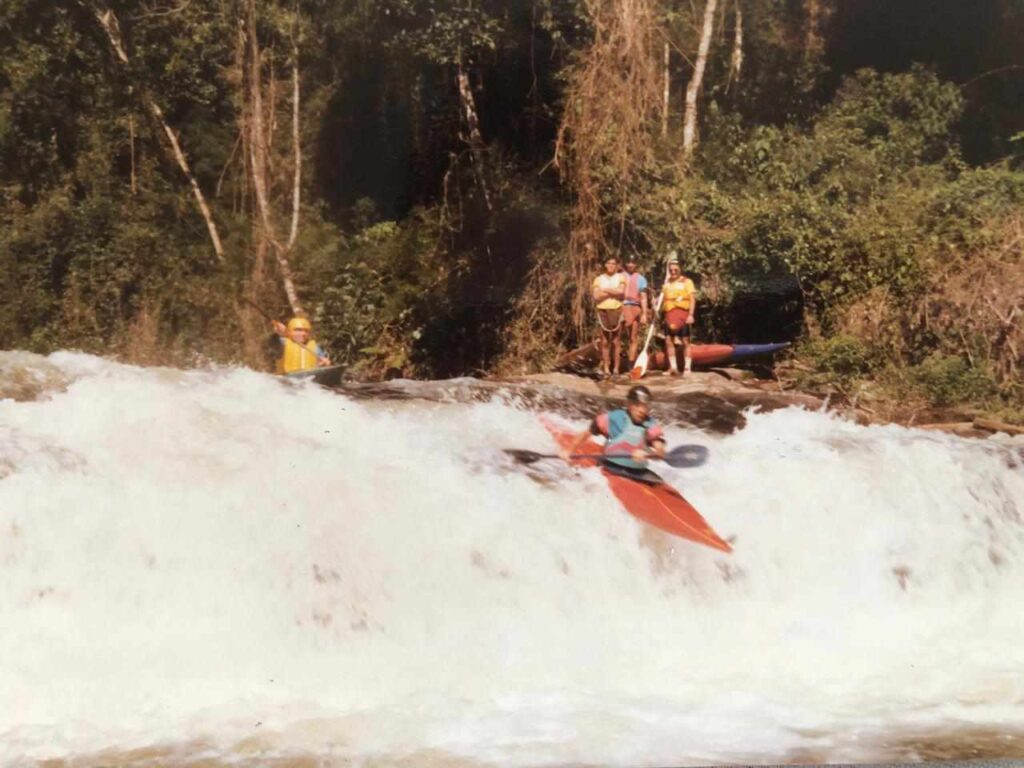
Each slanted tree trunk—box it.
[88,4,224,261]
[682,0,719,157]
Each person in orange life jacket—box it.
[560,385,667,469]
[621,257,649,367]
[659,259,697,376]
[272,316,331,373]
[591,254,627,378]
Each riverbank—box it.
[495,367,1024,440]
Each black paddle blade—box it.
[504,448,552,464]
[663,444,709,468]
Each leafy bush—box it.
[911,353,998,407]
[800,334,875,389]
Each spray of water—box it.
[1,352,1022,765]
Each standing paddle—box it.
[505,444,708,469]
[242,296,278,323]
[630,254,673,380]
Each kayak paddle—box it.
[630,254,672,380]
[629,321,659,381]
[505,444,708,469]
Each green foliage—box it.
[797,334,875,390]
[381,0,504,65]
[910,353,998,408]
[312,213,437,374]
[635,69,1016,322]
[816,67,963,167]
[0,0,1020,421]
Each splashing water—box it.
[1,352,1022,766]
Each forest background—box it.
[1,0,1022,419]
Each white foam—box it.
[1,352,1022,765]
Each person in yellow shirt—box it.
[272,316,331,374]
[659,259,697,376]
[591,255,627,378]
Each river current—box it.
[1,351,1023,766]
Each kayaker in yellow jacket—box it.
[660,259,697,376]
[272,316,331,374]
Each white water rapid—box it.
[1,351,1022,766]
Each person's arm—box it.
[640,277,649,322]
[560,415,606,460]
[646,424,667,459]
[611,274,626,300]
[315,343,331,366]
[273,320,287,336]
[561,430,592,460]
[592,277,606,302]
[687,281,697,324]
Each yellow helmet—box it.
[286,316,312,332]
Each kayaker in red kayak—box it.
[560,385,667,469]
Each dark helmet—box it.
[626,385,652,404]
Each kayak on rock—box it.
[555,341,789,374]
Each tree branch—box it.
[87,2,225,261]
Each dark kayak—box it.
[283,365,345,388]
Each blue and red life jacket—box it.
[592,409,665,469]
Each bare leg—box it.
[682,335,692,375]
[664,335,679,375]
[628,322,639,364]
[611,331,622,375]
[599,333,611,376]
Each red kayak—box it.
[543,419,731,552]
[555,341,789,373]
[654,342,790,370]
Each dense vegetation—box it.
[1,0,1021,415]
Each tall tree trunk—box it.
[456,59,493,211]
[457,65,484,148]
[128,111,137,195]
[89,4,224,261]
[805,0,827,63]
[287,48,301,250]
[245,0,303,314]
[661,41,670,137]
[246,0,273,233]
[727,0,743,90]
[682,0,718,157]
